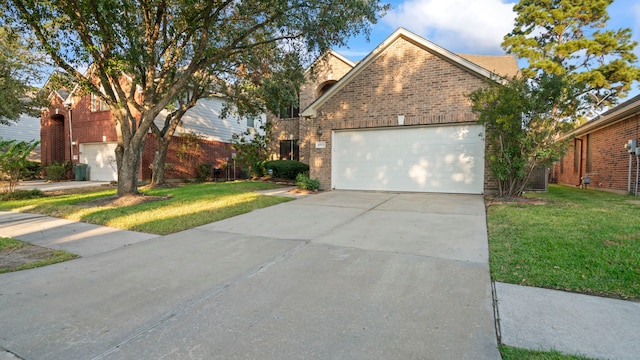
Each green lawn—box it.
[0,181,291,235]
[0,237,78,273]
[500,345,594,360]
[488,185,640,300]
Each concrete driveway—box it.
[0,191,500,360]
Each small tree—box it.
[231,121,272,177]
[0,140,39,193]
[469,75,578,196]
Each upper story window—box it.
[278,105,299,119]
[91,93,109,112]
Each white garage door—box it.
[332,125,485,194]
[80,143,118,181]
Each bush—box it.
[46,165,66,181]
[296,173,320,191]
[0,189,44,201]
[263,160,309,180]
[196,163,212,182]
[22,161,41,180]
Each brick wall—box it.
[554,113,640,192]
[305,37,492,190]
[299,53,354,111]
[141,134,239,180]
[40,96,69,165]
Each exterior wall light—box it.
[317,126,323,137]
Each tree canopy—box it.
[503,0,640,110]
[0,24,44,125]
[4,0,389,196]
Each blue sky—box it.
[334,0,640,99]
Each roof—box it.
[457,54,519,79]
[301,28,514,118]
[560,94,640,140]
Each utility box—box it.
[625,139,637,154]
[73,163,88,181]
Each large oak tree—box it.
[4,0,388,196]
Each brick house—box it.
[553,94,640,193]
[40,79,261,181]
[271,28,518,194]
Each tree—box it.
[503,0,640,111]
[5,0,388,196]
[0,25,44,125]
[469,75,579,196]
[231,121,273,177]
[0,139,39,193]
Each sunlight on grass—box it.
[500,345,594,360]
[0,182,290,236]
[488,185,640,299]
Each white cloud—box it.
[383,0,517,54]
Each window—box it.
[278,105,299,119]
[91,93,110,112]
[91,93,98,112]
[246,116,255,128]
[279,140,299,161]
[560,157,564,174]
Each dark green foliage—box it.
[232,122,272,177]
[46,165,66,181]
[469,75,578,196]
[196,163,212,182]
[264,160,309,180]
[0,189,43,201]
[503,0,640,110]
[22,161,40,179]
[295,173,320,191]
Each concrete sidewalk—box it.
[495,282,640,360]
[16,180,112,192]
[0,211,158,256]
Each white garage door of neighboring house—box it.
[332,125,485,194]
[80,143,118,181]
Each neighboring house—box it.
[271,28,518,194]
[40,79,260,181]
[553,94,640,193]
[1,114,42,162]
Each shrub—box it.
[46,165,66,181]
[0,140,40,193]
[24,161,41,179]
[296,173,320,191]
[196,163,212,182]
[0,189,44,201]
[263,160,309,180]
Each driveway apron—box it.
[0,191,499,360]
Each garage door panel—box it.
[80,143,118,181]
[332,125,484,194]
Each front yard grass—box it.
[0,181,291,235]
[500,345,594,360]
[0,237,78,273]
[488,185,640,300]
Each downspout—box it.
[64,98,74,163]
[68,108,73,163]
[575,138,583,186]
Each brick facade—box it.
[554,110,640,192]
[289,33,502,192]
[41,78,243,181]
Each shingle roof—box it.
[457,54,520,79]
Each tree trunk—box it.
[150,137,170,186]
[115,139,145,196]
